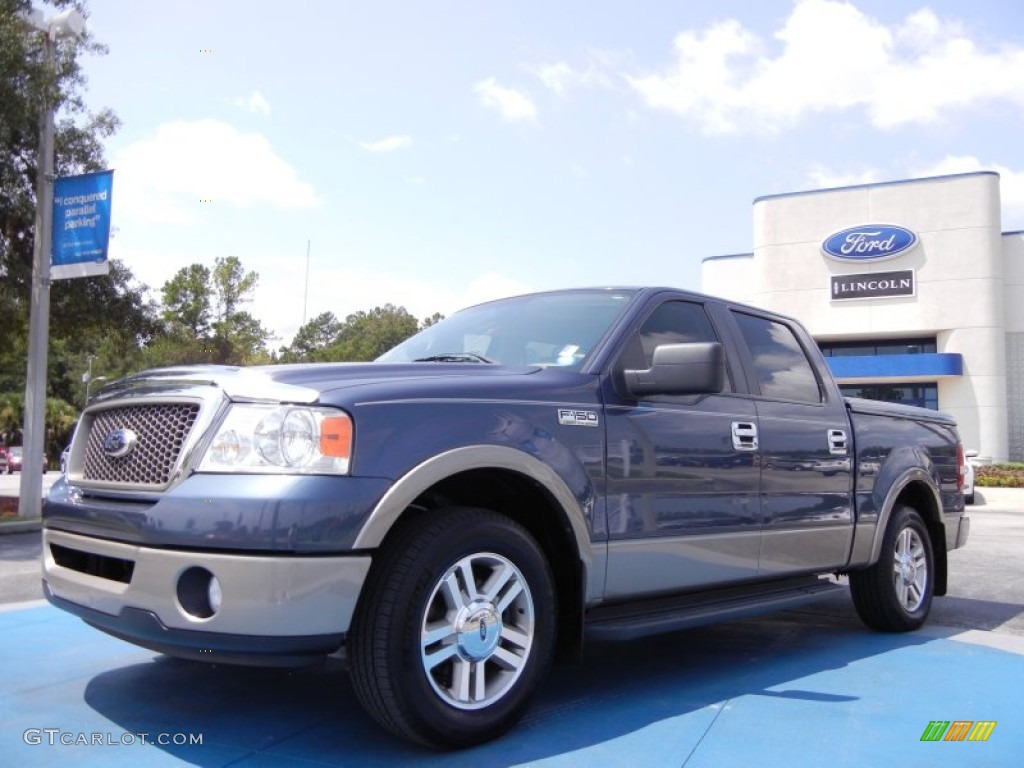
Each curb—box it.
[0,520,42,535]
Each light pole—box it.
[18,8,87,517]
[85,376,107,404]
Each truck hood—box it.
[90,362,545,405]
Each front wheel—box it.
[849,505,934,632]
[348,507,557,749]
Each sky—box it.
[63,0,1024,348]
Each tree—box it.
[161,263,212,338]
[212,256,257,327]
[49,259,158,400]
[420,312,445,329]
[279,304,443,363]
[147,256,272,367]
[278,311,341,363]
[210,256,271,363]
[1,0,120,322]
[326,304,420,361]
[0,0,145,433]
[0,392,77,464]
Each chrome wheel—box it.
[349,507,556,748]
[420,552,535,711]
[892,526,928,612]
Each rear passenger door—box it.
[602,298,761,598]
[728,310,854,575]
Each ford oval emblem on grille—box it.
[101,428,138,459]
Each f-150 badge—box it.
[558,409,599,427]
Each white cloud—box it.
[474,77,538,122]
[805,165,884,189]
[533,53,616,95]
[359,135,413,152]
[234,90,271,115]
[112,119,320,223]
[911,156,1024,224]
[536,62,576,95]
[627,0,1024,134]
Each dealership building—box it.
[703,171,1024,463]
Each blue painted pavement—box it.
[1,602,1020,766]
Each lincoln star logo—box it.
[822,224,918,262]
[101,428,138,459]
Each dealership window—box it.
[819,338,936,357]
[839,383,939,410]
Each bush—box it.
[975,464,1024,488]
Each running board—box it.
[584,576,844,642]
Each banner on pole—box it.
[51,170,113,280]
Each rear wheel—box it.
[349,507,556,749]
[850,505,934,632]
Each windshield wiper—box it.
[412,353,493,364]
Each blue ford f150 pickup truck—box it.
[43,287,970,748]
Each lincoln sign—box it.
[831,270,915,301]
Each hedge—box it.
[975,463,1024,488]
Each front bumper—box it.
[44,473,393,552]
[42,528,371,666]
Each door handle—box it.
[827,429,848,455]
[732,422,758,452]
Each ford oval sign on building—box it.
[821,224,918,262]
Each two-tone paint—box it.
[41,286,969,664]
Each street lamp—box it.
[85,376,107,404]
[18,7,88,519]
[82,355,108,403]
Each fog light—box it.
[176,567,219,619]
[207,576,222,614]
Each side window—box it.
[732,312,822,403]
[620,301,731,393]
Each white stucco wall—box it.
[1003,232,1024,460]
[702,254,755,304]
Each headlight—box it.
[197,404,352,475]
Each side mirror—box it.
[624,342,725,397]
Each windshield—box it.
[377,289,637,371]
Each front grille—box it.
[82,403,201,487]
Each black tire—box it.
[965,492,975,506]
[348,507,557,749]
[849,505,934,632]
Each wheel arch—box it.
[353,445,598,656]
[869,469,948,596]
